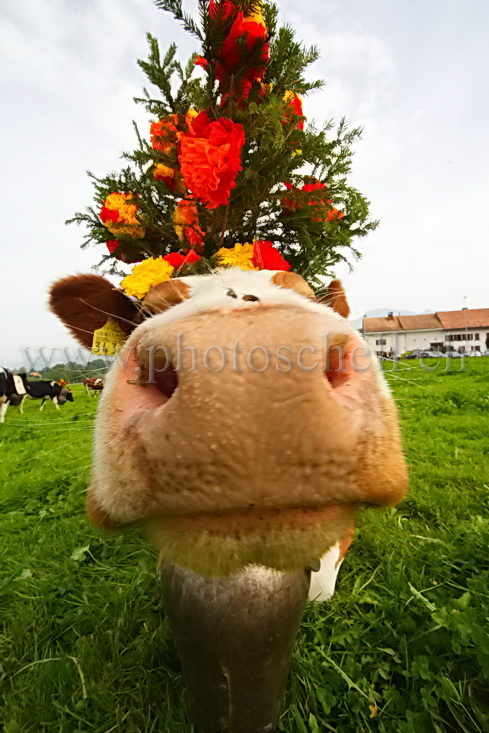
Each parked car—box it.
[444,351,463,358]
[482,350,489,357]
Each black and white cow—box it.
[26,380,74,410]
[0,368,28,423]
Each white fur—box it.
[136,268,354,337]
[308,544,344,602]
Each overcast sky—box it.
[1,0,488,367]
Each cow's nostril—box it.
[227,289,238,299]
[149,362,178,399]
[324,335,351,389]
[242,294,260,302]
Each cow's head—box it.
[49,269,407,576]
[58,387,74,404]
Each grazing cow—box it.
[0,368,28,423]
[26,380,74,410]
[84,377,104,397]
[49,270,408,731]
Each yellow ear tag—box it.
[92,319,127,355]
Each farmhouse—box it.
[362,308,489,355]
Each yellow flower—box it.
[121,257,174,299]
[101,192,145,239]
[216,242,257,270]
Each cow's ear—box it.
[49,275,140,349]
[318,279,350,319]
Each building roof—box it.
[437,309,489,330]
[363,313,442,333]
[362,308,489,334]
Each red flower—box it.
[195,56,208,69]
[163,250,201,268]
[282,181,345,222]
[106,240,120,255]
[301,180,326,193]
[282,182,297,214]
[150,115,179,154]
[252,240,290,271]
[178,112,245,209]
[106,240,143,264]
[216,12,269,99]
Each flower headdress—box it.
[69,0,377,300]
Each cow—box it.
[0,368,28,423]
[26,380,74,410]
[49,269,408,731]
[84,377,104,397]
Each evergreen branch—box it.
[154,0,203,41]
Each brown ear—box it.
[143,279,190,315]
[318,279,350,318]
[271,271,315,299]
[49,274,140,349]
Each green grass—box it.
[1,362,489,732]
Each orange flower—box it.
[209,0,234,21]
[327,207,345,221]
[178,112,245,209]
[150,115,179,154]
[173,199,205,250]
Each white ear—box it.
[308,543,343,602]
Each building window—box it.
[376,339,386,346]
[475,333,479,340]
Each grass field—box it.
[1,359,488,732]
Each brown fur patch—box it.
[319,279,350,318]
[150,505,356,577]
[143,279,190,314]
[336,523,355,567]
[49,275,140,349]
[271,271,315,299]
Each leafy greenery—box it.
[1,359,488,731]
[69,0,378,286]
